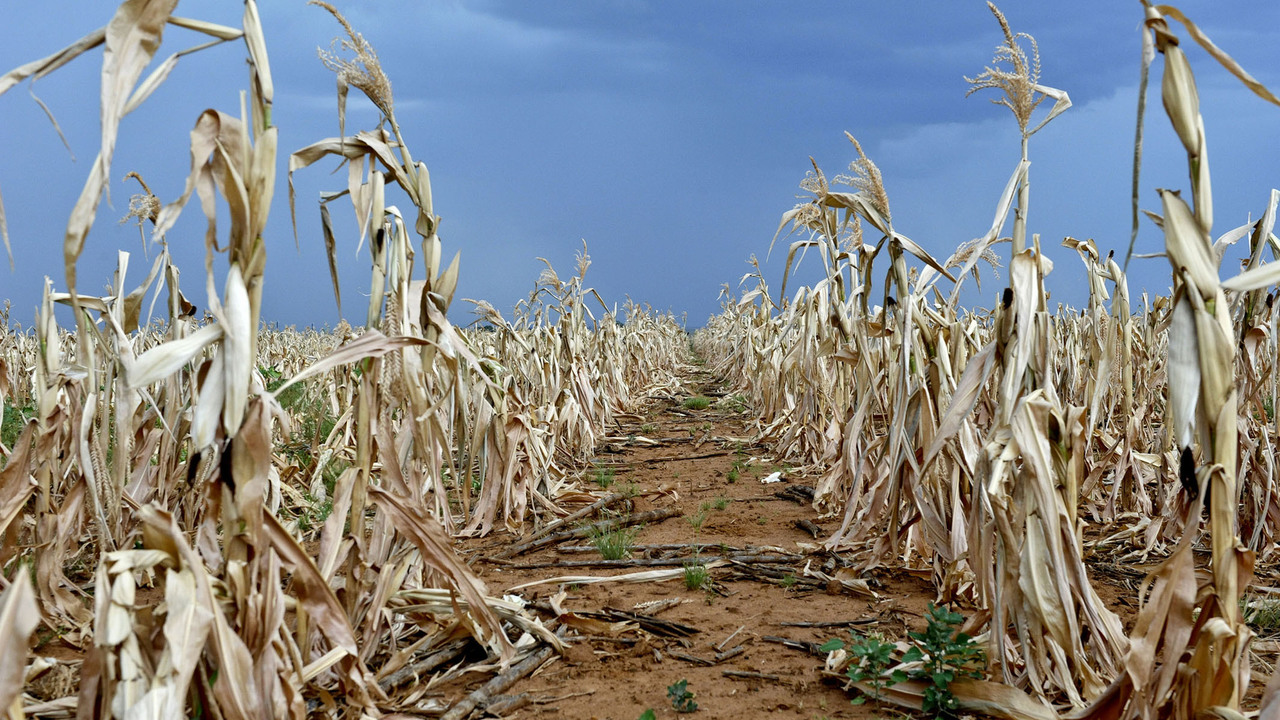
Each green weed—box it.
[667,679,697,713]
[686,509,707,532]
[589,525,636,560]
[683,562,709,591]
[820,632,900,704]
[294,493,334,534]
[1244,595,1280,631]
[593,465,616,489]
[903,604,986,717]
[1,400,35,449]
[682,396,711,410]
[820,604,983,716]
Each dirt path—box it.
[410,356,1280,719]
[452,358,936,720]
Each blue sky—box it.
[2,1,1279,329]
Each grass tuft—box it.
[593,465,616,489]
[589,525,637,561]
[683,562,709,591]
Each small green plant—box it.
[638,710,656,720]
[902,604,986,718]
[726,467,739,483]
[718,393,749,413]
[820,632,902,704]
[713,496,730,510]
[667,678,698,713]
[683,561,709,591]
[779,573,798,589]
[682,396,711,410]
[589,525,637,561]
[1,400,36,449]
[819,604,982,716]
[686,509,707,532]
[1244,595,1280,631]
[593,465,616,489]
[620,482,640,498]
[268,372,340,478]
[640,423,657,434]
[295,493,334,533]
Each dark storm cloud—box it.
[2,2,1279,329]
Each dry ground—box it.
[25,356,1278,719]
[445,358,1278,719]
[450,362,959,720]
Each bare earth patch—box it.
[450,366,946,719]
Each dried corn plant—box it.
[5,1,1280,717]
[966,247,1129,705]
[0,2,689,717]
[964,2,1070,257]
[1071,5,1280,718]
[694,4,1280,716]
[289,9,684,536]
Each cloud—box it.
[4,2,1280,330]
[834,71,1280,311]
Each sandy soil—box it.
[26,361,1278,719]
[452,366,954,720]
[447,361,1278,719]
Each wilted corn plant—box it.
[282,0,689,708]
[280,0,585,681]
[0,1,602,715]
[458,252,617,533]
[964,1,1070,258]
[700,176,1133,707]
[463,249,688,531]
[708,132,1009,600]
[696,3,1280,715]
[1063,238,1154,523]
[0,2,339,716]
[1076,5,1280,718]
[966,246,1130,705]
[289,4,683,542]
[828,95,1126,706]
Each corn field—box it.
[2,2,1280,719]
